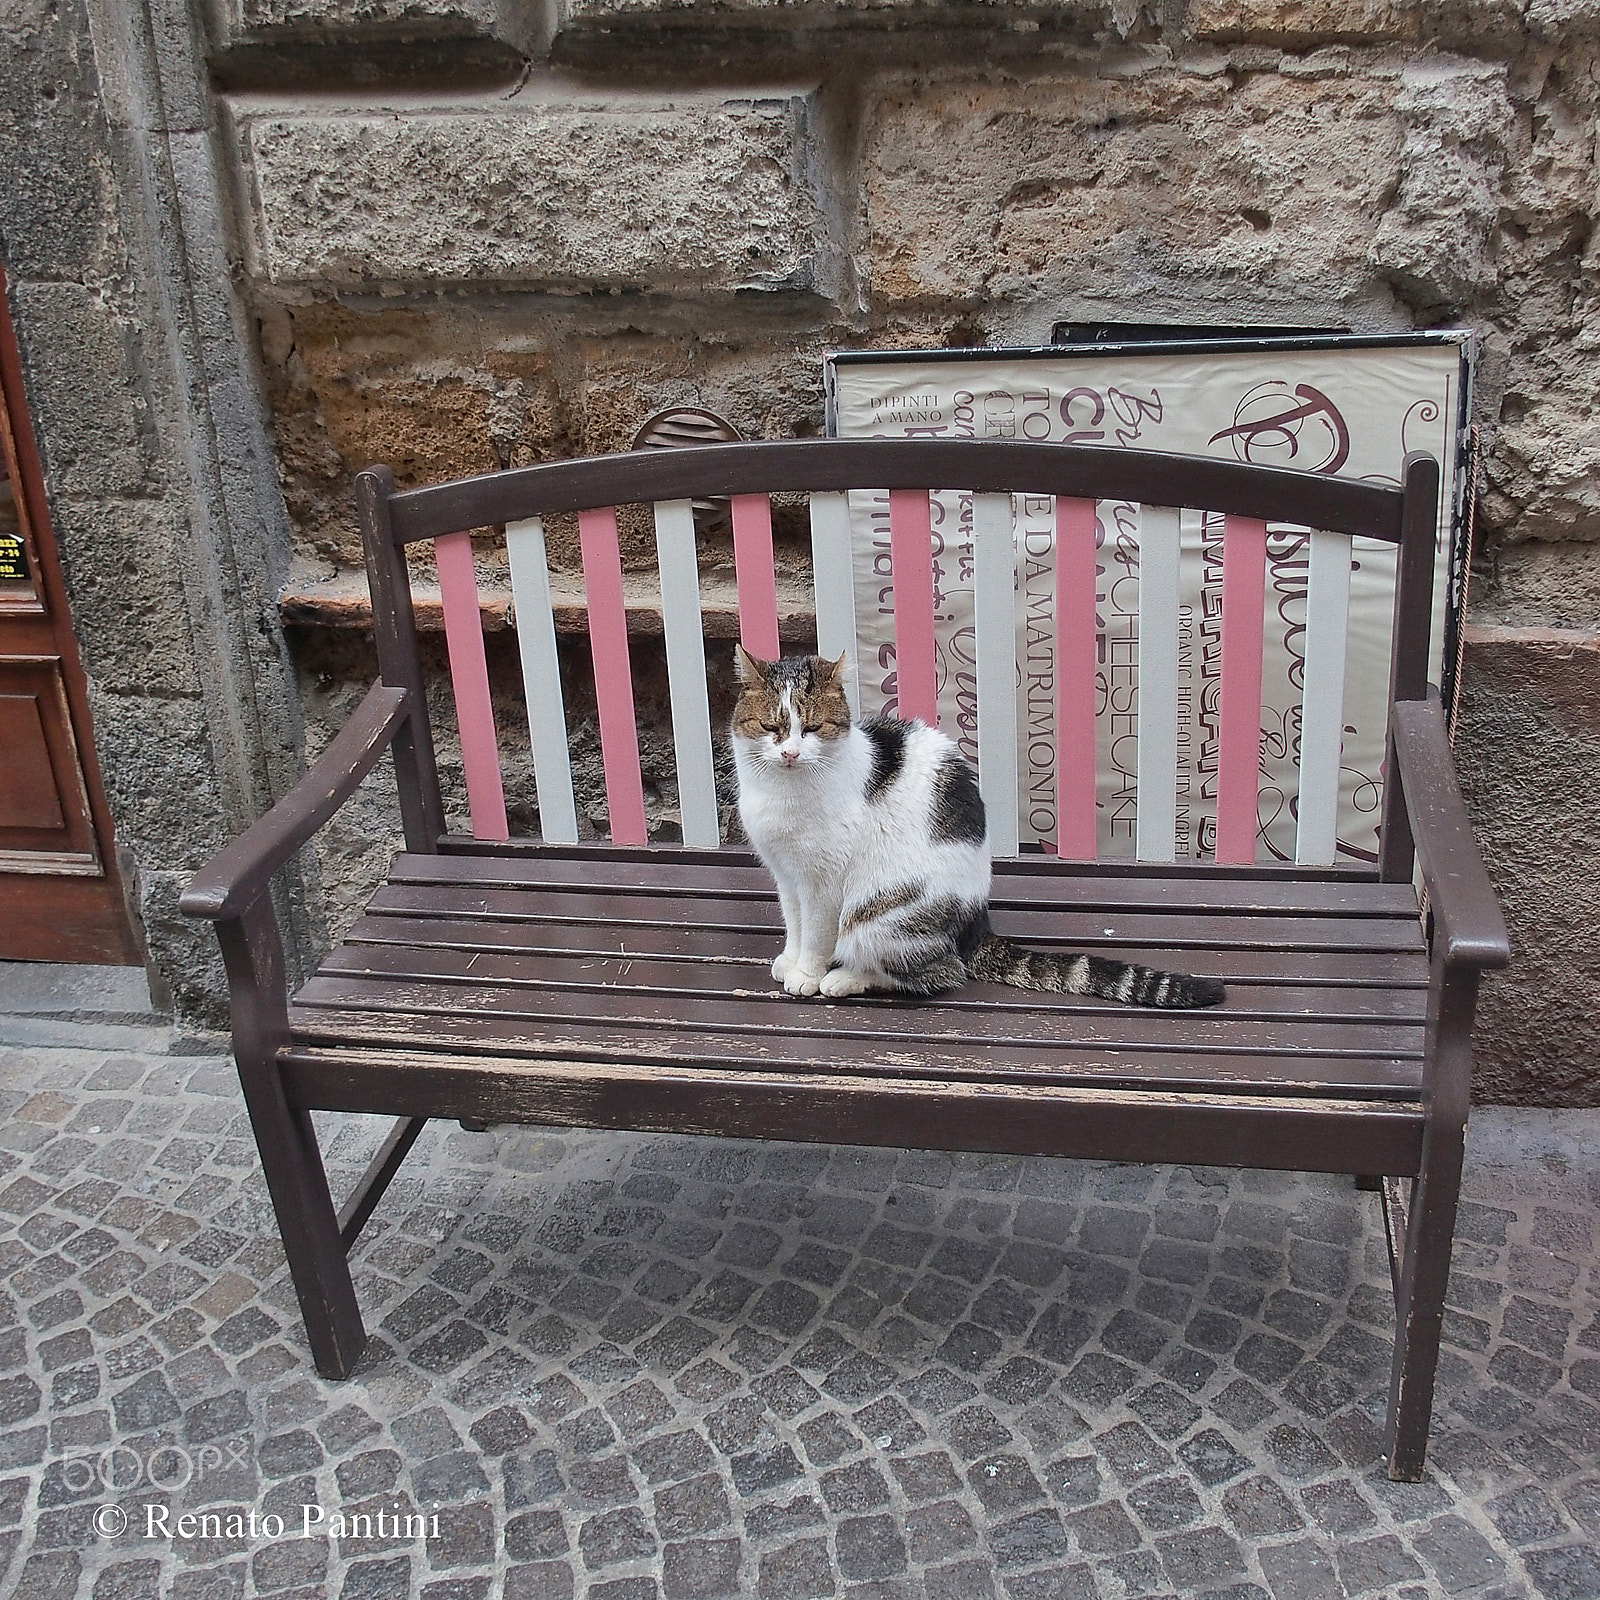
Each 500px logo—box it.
[58,1439,251,1493]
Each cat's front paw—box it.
[820,968,871,998]
[771,950,799,982]
[783,967,824,997]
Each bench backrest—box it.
[354,439,1439,874]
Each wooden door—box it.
[0,262,140,963]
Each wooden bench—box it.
[180,438,1508,1480]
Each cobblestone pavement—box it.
[0,974,1597,1599]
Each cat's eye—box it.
[802,722,823,734]
[760,721,781,735]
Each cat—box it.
[731,647,1225,1009]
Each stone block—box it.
[212,0,545,72]
[1488,348,1600,545]
[0,0,121,280]
[1188,0,1528,46]
[552,0,1116,52]
[8,282,151,498]
[234,92,830,296]
[229,0,510,33]
[84,693,227,875]
[1456,625,1600,1106]
[861,70,1411,318]
[49,500,204,699]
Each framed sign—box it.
[824,333,1473,864]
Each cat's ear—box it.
[814,651,851,687]
[734,645,769,685]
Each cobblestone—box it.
[0,1029,1593,1595]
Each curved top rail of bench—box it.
[374,439,1411,546]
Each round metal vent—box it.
[632,407,744,531]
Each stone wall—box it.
[3,0,1597,1100]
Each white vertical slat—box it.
[972,492,1019,858]
[654,499,721,850]
[505,515,579,845]
[1135,502,1180,864]
[809,491,859,720]
[1297,529,1353,866]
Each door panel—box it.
[0,661,97,861]
[0,693,68,831]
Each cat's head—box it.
[732,649,851,769]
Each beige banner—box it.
[829,339,1469,862]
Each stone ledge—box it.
[279,569,818,641]
[218,0,540,52]
[1462,622,1600,737]
[232,91,830,293]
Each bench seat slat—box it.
[362,882,1426,953]
[288,994,1423,1098]
[296,961,1423,1065]
[342,912,1427,988]
[279,1043,1426,1177]
[386,851,1421,918]
[322,937,1426,1018]
[438,833,1380,882]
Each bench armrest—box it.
[180,682,410,923]
[1390,691,1510,971]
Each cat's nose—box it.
[781,749,798,765]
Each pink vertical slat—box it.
[434,530,508,842]
[731,494,780,660]
[1215,514,1269,864]
[888,489,938,726]
[579,506,648,847]
[1055,497,1099,862]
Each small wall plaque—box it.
[0,536,27,583]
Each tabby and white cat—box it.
[731,648,1225,1009]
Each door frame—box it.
[0,258,141,964]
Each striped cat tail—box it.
[966,935,1225,1009]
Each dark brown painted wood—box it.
[1389,692,1510,970]
[1379,453,1443,883]
[1384,954,1475,1480]
[319,938,1429,1020]
[288,1002,1425,1104]
[278,1044,1427,1178]
[388,851,1422,919]
[342,912,1429,988]
[213,897,365,1379]
[180,683,409,922]
[441,833,1381,883]
[337,1115,428,1251]
[290,972,1426,1082]
[360,882,1427,955]
[378,441,1406,546]
[356,467,446,853]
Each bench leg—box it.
[248,1088,368,1380]
[217,901,368,1380]
[1384,961,1475,1482]
[1383,1126,1464,1480]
